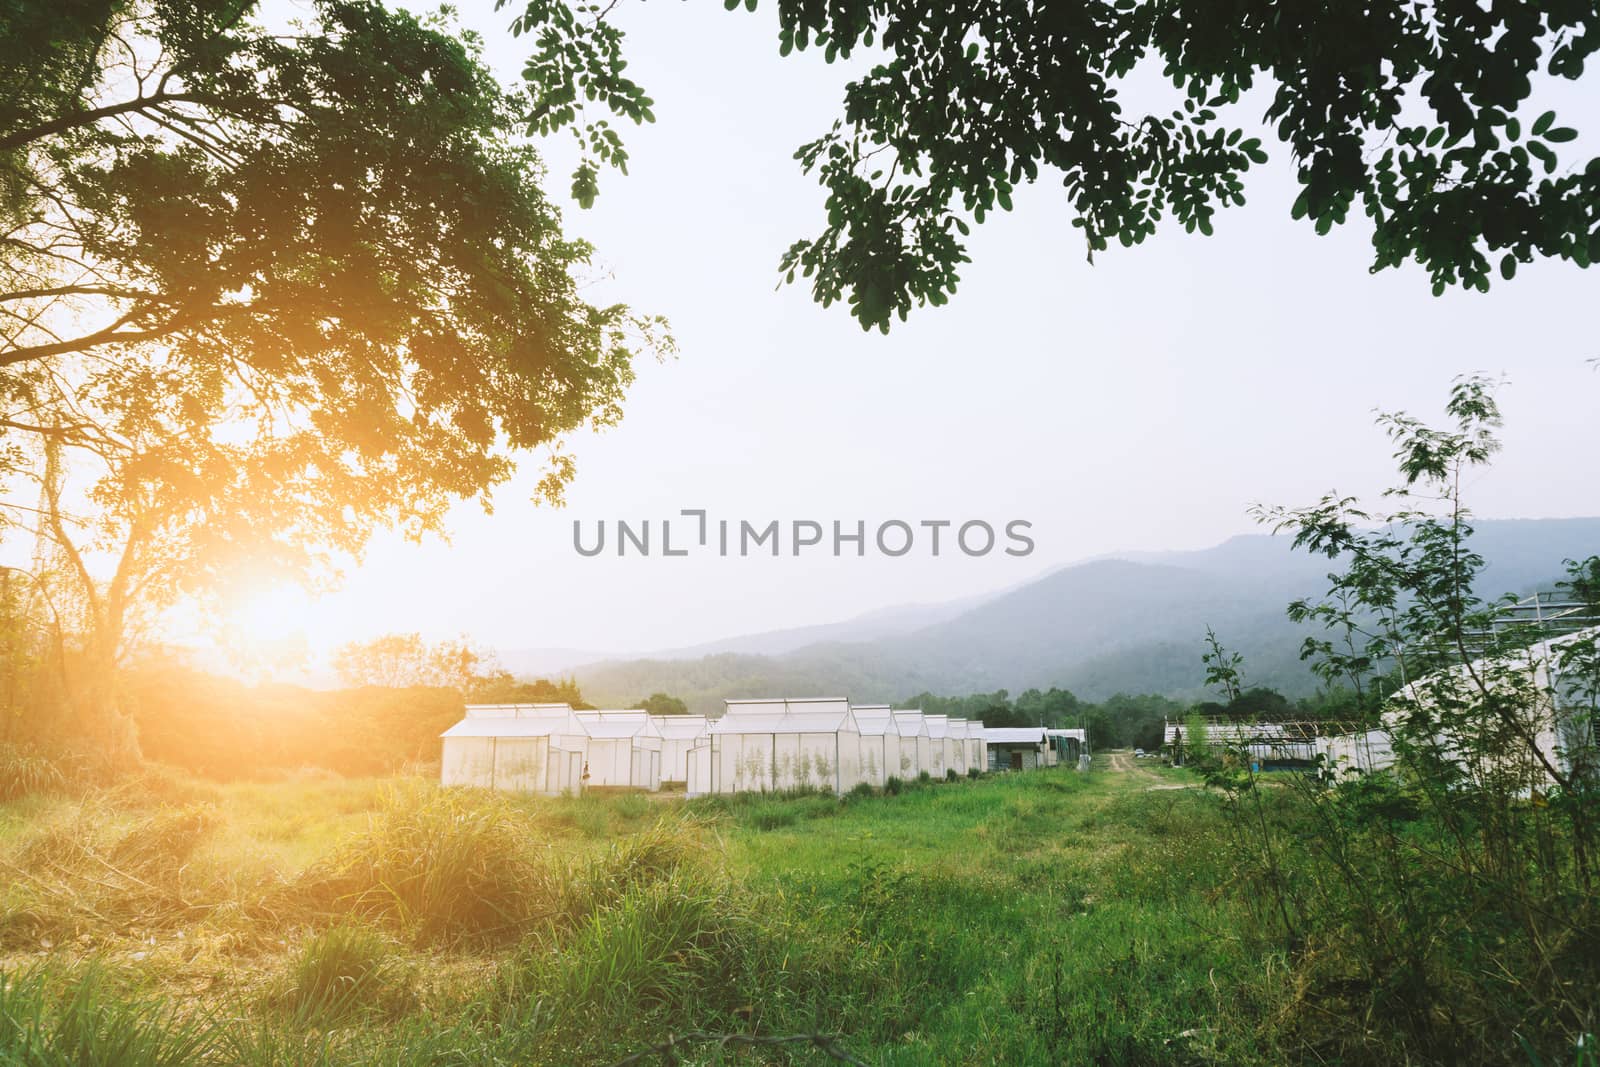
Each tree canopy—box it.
[0,0,659,756]
[506,0,1600,330]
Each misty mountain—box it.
[569,518,1600,713]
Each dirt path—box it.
[1105,749,1193,791]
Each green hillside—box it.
[576,518,1600,710]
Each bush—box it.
[945,769,959,782]
[847,782,877,801]
[918,771,931,784]
[967,767,981,779]
[883,776,904,796]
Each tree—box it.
[633,692,689,716]
[505,0,1600,330]
[1205,378,1600,1057]
[1,0,663,760]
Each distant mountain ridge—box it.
[562,518,1600,714]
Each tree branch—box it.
[0,89,217,152]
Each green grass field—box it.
[0,758,1351,1064]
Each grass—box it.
[0,755,1577,1064]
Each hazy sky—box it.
[221,1,1600,661]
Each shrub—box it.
[945,769,959,782]
[883,776,904,796]
[918,771,931,784]
[967,767,981,779]
[847,782,877,801]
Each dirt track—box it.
[1106,749,1192,791]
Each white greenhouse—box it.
[576,710,663,790]
[851,704,902,786]
[439,703,587,795]
[893,710,931,778]
[946,717,973,775]
[924,714,951,778]
[696,698,865,795]
[961,721,987,774]
[651,713,710,788]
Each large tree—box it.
[0,0,663,759]
[507,0,1600,330]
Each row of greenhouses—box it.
[439,699,1074,796]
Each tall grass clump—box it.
[276,923,413,1027]
[0,743,63,802]
[0,965,218,1065]
[291,785,553,945]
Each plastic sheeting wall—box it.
[441,736,567,795]
[660,737,704,783]
[707,731,864,794]
[685,744,712,797]
[859,736,895,785]
[897,735,929,778]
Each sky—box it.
[203,2,1600,665]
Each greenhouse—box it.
[438,703,588,795]
[695,698,865,795]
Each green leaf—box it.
[1544,127,1578,143]
[1532,110,1556,136]
[1499,254,1516,281]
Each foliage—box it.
[503,0,1600,330]
[1202,377,1600,1062]
[333,634,490,692]
[123,663,463,779]
[631,692,689,716]
[0,0,663,757]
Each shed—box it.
[985,726,1048,771]
[439,703,587,795]
[851,704,902,785]
[702,698,864,794]
[651,713,710,787]
[892,710,931,778]
[1045,728,1085,764]
[576,710,663,790]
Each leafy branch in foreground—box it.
[503,0,1600,330]
[1203,375,1600,1063]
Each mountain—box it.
[568,518,1600,713]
